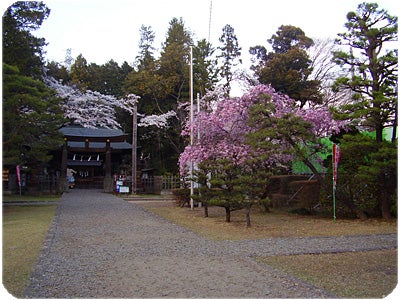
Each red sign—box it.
[16,165,21,187]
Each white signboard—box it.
[119,186,129,193]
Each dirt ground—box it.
[25,192,397,298]
[134,200,397,240]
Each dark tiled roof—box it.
[60,125,126,138]
[67,141,132,150]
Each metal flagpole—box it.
[197,92,202,208]
[197,93,200,140]
[189,46,194,210]
[132,103,137,195]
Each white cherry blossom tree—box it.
[45,76,176,129]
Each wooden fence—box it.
[162,175,181,190]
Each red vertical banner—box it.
[16,165,21,187]
[16,165,22,196]
[332,144,341,189]
[332,144,341,222]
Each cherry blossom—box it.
[179,84,346,175]
[45,76,175,130]
[138,111,177,128]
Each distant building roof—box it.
[67,141,132,150]
[60,125,131,150]
[60,125,126,138]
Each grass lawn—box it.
[2,204,57,298]
[3,194,60,203]
[137,201,397,298]
[137,202,397,240]
[259,249,397,298]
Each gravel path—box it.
[25,189,397,298]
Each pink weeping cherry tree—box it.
[179,84,346,226]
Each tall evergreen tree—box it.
[45,61,71,84]
[88,60,126,97]
[333,2,398,219]
[136,25,156,71]
[193,38,219,97]
[3,1,65,169]
[3,1,50,78]
[217,24,242,95]
[70,54,90,91]
[150,17,192,172]
[3,63,65,165]
[123,24,162,170]
[159,17,192,108]
[333,2,398,143]
[124,24,161,111]
[250,25,321,107]
[125,18,192,173]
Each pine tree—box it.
[251,25,321,107]
[2,1,50,78]
[3,2,65,168]
[333,2,398,219]
[333,2,398,143]
[3,64,65,165]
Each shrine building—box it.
[60,125,133,191]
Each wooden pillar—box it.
[103,139,113,192]
[61,138,68,176]
[105,139,111,177]
[59,138,68,193]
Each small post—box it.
[332,182,336,223]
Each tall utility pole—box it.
[189,46,194,210]
[208,0,213,42]
[131,104,137,195]
[64,48,74,71]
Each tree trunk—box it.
[343,191,368,220]
[287,137,326,189]
[375,123,383,143]
[225,207,231,222]
[245,205,251,227]
[391,103,397,143]
[204,205,208,217]
[381,196,391,219]
[379,173,392,219]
